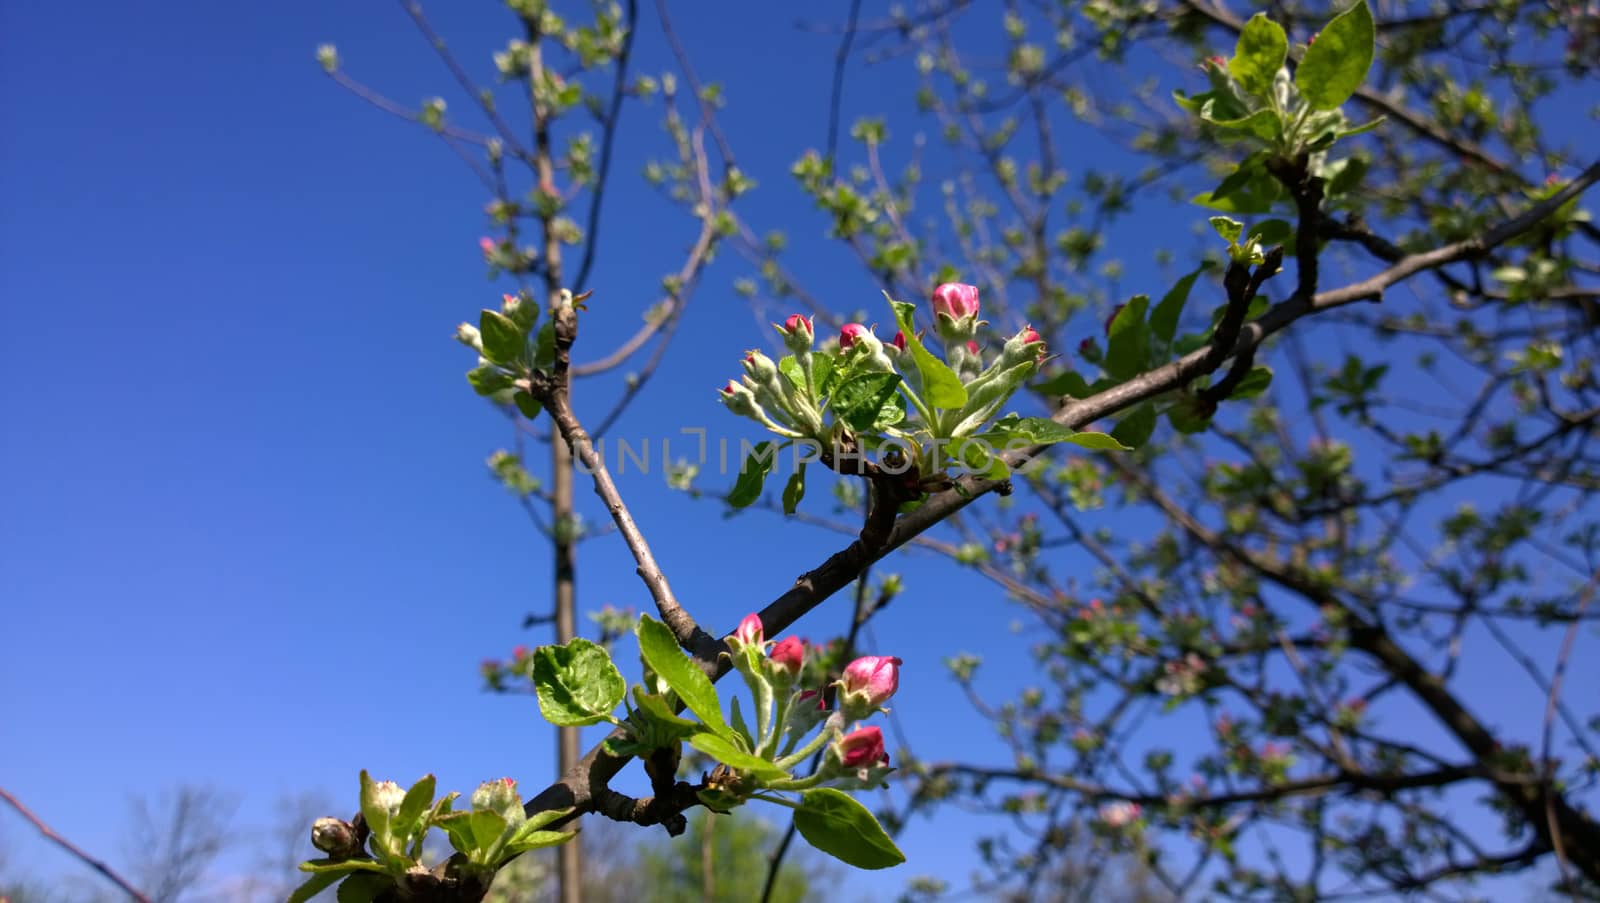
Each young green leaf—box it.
[687,732,789,780]
[1104,295,1150,381]
[1208,216,1244,245]
[1230,14,1288,98]
[727,441,778,509]
[1228,366,1274,399]
[793,787,906,869]
[504,824,576,856]
[335,873,391,903]
[782,465,806,515]
[1111,403,1158,449]
[393,775,435,844]
[832,372,903,432]
[467,365,514,396]
[1296,0,1375,111]
[478,310,524,366]
[1150,265,1209,345]
[533,321,557,370]
[635,615,730,738]
[532,638,626,727]
[287,872,342,903]
[984,416,1134,451]
[1203,107,1281,143]
[888,297,967,408]
[1034,368,1091,399]
[513,391,541,421]
[357,771,391,854]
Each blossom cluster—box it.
[724,613,902,793]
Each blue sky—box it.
[3,0,1595,899]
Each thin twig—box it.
[0,787,152,903]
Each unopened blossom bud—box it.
[311,817,359,857]
[837,655,902,719]
[471,777,522,821]
[479,237,497,257]
[456,323,484,351]
[719,380,761,419]
[840,323,869,350]
[785,688,830,739]
[733,612,764,647]
[890,332,907,354]
[371,780,405,816]
[1000,325,1046,366]
[777,314,815,352]
[741,349,781,387]
[769,636,805,682]
[932,283,981,321]
[1098,801,1141,828]
[502,293,537,332]
[316,44,340,74]
[833,725,889,769]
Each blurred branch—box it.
[0,787,151,903]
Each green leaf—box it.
[297,858,386,875]
[1336,115,1384,139]
[1060,431,1134,450]
[357,771,391,854]
[1295,0,1374,111]
[1246,219,1294,249]
[1203,107,1280,143]
[986,416,1133,451]
[394,775,435,843]
[533,321,557,370]
[1168,396,1214,434]
[793,788,906,870]
[782,465,806,515]
[287,872,342,903]
[635,615,730,738]
[479,310,524,366]
[888,297,967,408]
[1035,369,1091,399]
[532,638,626,727]
[687,732,788,780]
[1228,366,1274,399]
[467,365,514,396]
[335,874,390,903]
[628,686,702,749]
[727,441,778,509]
[504,825,576,856]
[1230,14,1288,98]
[513,391,541,420]
[470,808,509,850]
[1150,265,1208,345]
[1111,403,1158,449]
[1208,217,1244,245]
[832,372,904,432]
[1104,295,1150,380]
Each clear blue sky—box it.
[2,1,1594,899]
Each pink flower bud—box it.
[838,655,902,714]
[891,331,907,352]
[798,689,828,711]
[840,323,870,349]
[479,237,496,255]
[769,636,805,677]
[836,725,889,768]
[734,613,764,646]
[932,283,981,321]
[1098,801,1141,828]
[777,313,815,353]
[720,380,737,396]
[966,340,980,354]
